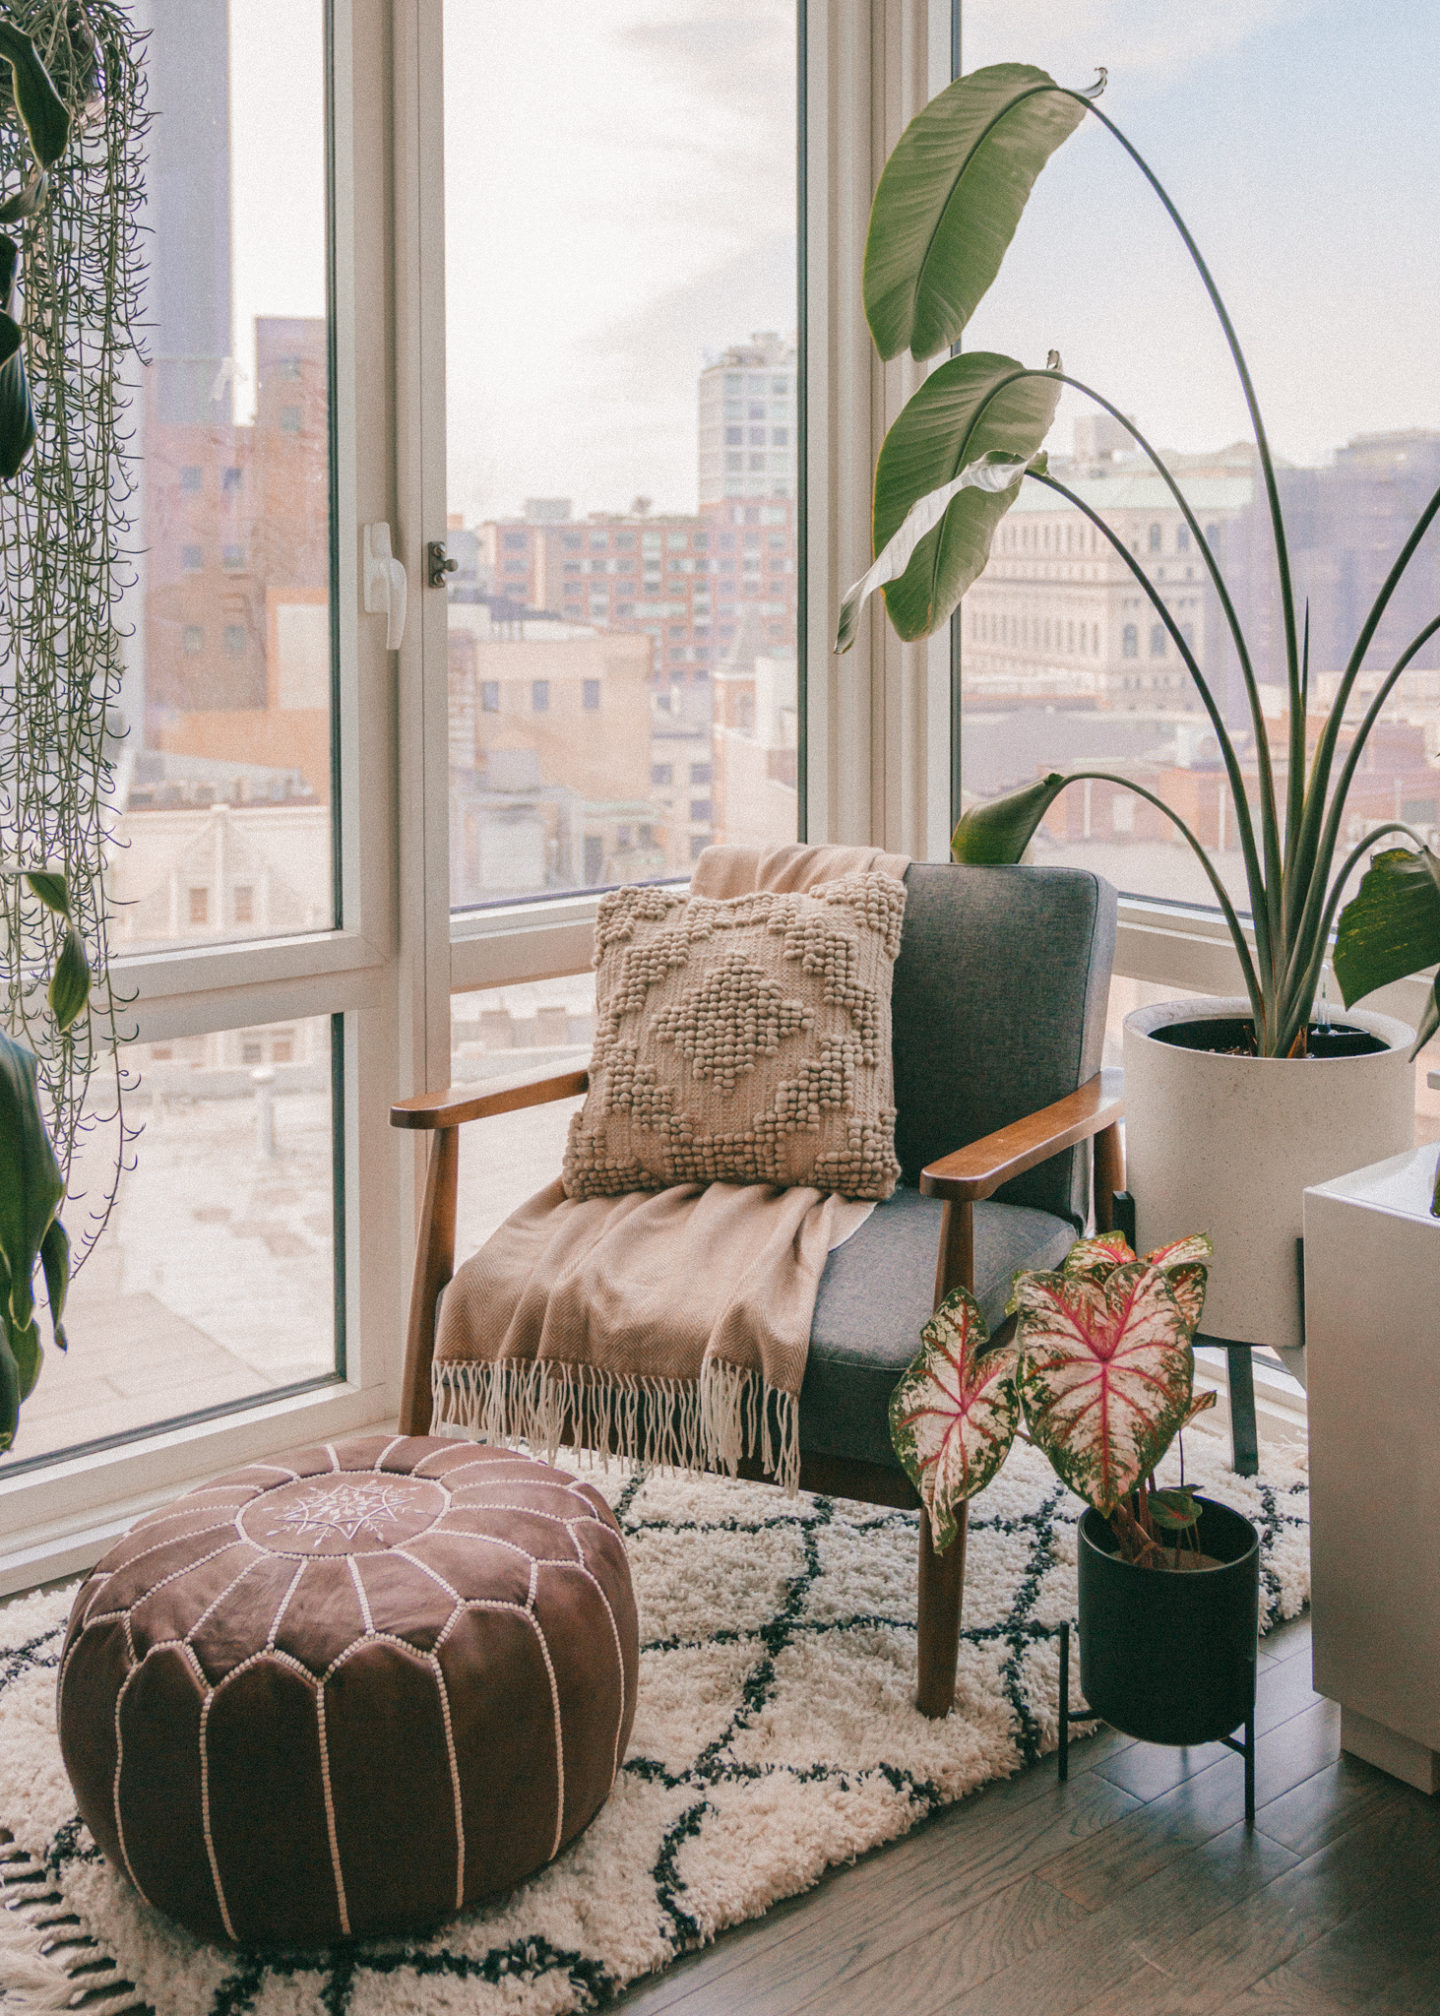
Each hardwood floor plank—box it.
[668,1872,1090,2016]
[928,1821,1298,2016]
[1255,1757,1401,1861]
[1353,1950,1440,2014]
[1040,1699,1338,1909]
[1206,1881,1440,2016]
[615,1769,1139,2015]
[1263,1615,1313,1665]
[1068,1798,1440,2016]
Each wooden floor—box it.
[616,1614,1440,2016]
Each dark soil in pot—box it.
[1151,1016,1388,1059]
[1077,1496,1260,1747]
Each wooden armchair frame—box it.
[391,1066,1123,1718]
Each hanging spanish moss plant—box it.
[0,2,147,1283]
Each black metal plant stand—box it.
[1057,1620,1256,1828]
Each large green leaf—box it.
[0,24,72,167]
[865,351,1060,646]
[0,308,34,479]
[48,924,91,1031]
[864,64,1088,362]
[889,1285,1020,1552]
[1333,847,1440,1055]
[24,869,70,916]
[951,771,1069,864]
[40,1215,69,1358]
[1011,1257,1204,1516]
[0,1030,65,1452]
[835,447,1031,653]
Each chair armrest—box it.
[390,1067,589,1132]
[920,1068,1123,1205]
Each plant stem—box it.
[1286,482,1440,947]
[1060,92,1306,880]
[1275,616,1440,1044]
[1047,376,1283,973]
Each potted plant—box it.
[890,1229,1260,1751]
[837,62,1440,1369]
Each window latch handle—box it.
[362,522,407,651]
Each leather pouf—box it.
[57,1435,639,1946]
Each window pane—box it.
[958,8,1440,913]
[12,1015,341,1469]
[451,977,595,1249]
[443,2,800,908]
[113,0,335,953]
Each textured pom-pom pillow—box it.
[562,869,907,1201]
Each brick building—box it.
[475,494,798,687]
[144,316,332,801]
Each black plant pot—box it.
[1077,1496,1260,1747]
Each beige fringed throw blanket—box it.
[433,842,910,1490]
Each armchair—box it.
[392,863,1121,1719]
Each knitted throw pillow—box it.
[563,870,907,1201]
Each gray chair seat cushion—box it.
[799,1187,1073,1471]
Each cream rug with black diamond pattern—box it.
[0,1431,1308,2016]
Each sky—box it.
[221,0,1440,517]
[228,0,328,425]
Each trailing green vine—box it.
[0,1,146,1268]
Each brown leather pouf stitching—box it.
[57,1435,640,1946]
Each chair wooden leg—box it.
[916,1501,968,1718]
[1093,1121,1125,1234]
[399,1126,459,1436]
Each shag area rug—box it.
[0,1432,1308,2016]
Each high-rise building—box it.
[697,332,797,506]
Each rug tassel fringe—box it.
[1,1841,144,2013]
[432,1357,801,1493]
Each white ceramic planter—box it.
[1123,997,1414,1372]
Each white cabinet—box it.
[1305,1144,1440,1794]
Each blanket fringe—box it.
[432,1358,801,1494]
[1,1833,144,2012]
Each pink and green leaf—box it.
[1051,1229,1212,1338]
[1012,1260,1201,1516]
[1061,1231,1136,1281]
[889,1285,1021,1553]
[1148,1486,1201,1532]
[1142,1232,1213,1335]
[1180,1386,1219,1429]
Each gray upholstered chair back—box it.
[891,863,1117,1226]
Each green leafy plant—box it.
[0,9,146,1448]
[0,1024,68,1452]
[838,61,1440,1065]
[890,1231,1216,1567]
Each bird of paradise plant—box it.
[837,63,1440,1066]
[890,1231,1216,1567]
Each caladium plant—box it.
[889,1285,1021,1554]
[890,1232,1216,1568]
